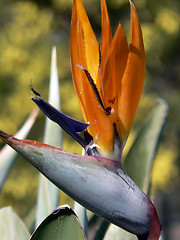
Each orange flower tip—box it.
[129,0,139,19]
[129,0,137,14]
[129,0,133,6]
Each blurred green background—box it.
[0,0,179,239]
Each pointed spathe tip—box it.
[0,130,10,141]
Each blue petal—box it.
[32,96,89,148]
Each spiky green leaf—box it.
[36,46,62,227]
[123,99,168,193]
[0,109,38,192]
[0,206,30,240]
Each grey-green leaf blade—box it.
[31,205,86,240]
[36,46,62,226]
[0,206,30,240]
[0,109,38,192]
[123,99,168,193]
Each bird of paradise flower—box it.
[0,0,161,239]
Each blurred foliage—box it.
[152,146,178,191]
[0,0,179,221]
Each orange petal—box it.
[100,0,112,73]
[70,0,114,154]
[102,24,129,123]
[117,1,146,142]
[71,0,99,80]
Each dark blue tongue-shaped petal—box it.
[32,95,89,148]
